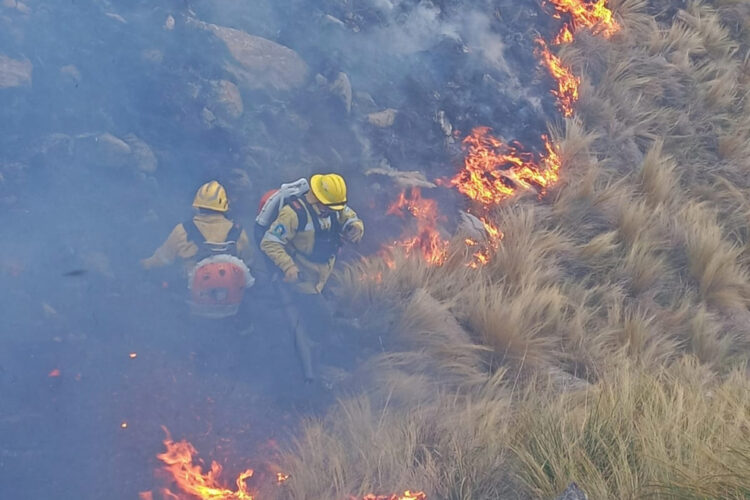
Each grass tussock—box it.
[513,358,750,500]
[287,0,750,497]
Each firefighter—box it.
[259,173,364,382]
[141,180,254,318]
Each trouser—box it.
[275,282,330,381]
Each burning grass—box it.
[145,0,750,497]
[283,0,750,497]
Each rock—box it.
[457,211,488,241]
[201,107,217,128]
[329,72,352,113]
[353,91,377,114]
[208,79,243,121]
[322,14,346,28]
[81,133,132,169]
[60,65,81,85]
[314,73,328,87]
[164,15,175,31]
[123,134,158,174]
[435,110,453,137]
[553,483,587,500]
[2,0,30,13]
[365,160,436,189]
[104,12,127,24]
[195,20,308,91]
[367,108,397,127]
[0,54,32,88]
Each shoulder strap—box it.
[288,198,308,232]
[226,223,242,242]
[182,218,205,245]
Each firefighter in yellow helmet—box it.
[141,180,252,273]
[260,173,364,382]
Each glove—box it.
[343,220,364,244]
[283,266,300,283]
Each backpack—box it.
[255,178,343,263]
[182,218,254,318]
[182,218,243,261]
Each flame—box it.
[553,23,574,44]
[536,39,580,117]
[450,127,560,206]
[545,0,620,39]
[385,188,449,266]
[467,217,503,268]
[152,428,254,500]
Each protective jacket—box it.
[142,213,251,271]
[260,199,362,294]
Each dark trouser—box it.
[275,282,330,381]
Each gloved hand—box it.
[284,266,300,283]
[343,220,364,244]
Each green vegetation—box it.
[273,1,750,498]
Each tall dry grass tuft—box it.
[513,358,750,499]
[457,280,568,369]
[678,202,750,310]
[278,388,518,500]
[637,140,679,207]
[286,0,750,497]
[484,206,570,290]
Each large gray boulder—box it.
[191,19,308,91]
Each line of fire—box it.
[142,0,620,498]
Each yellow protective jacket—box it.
[141,213,251,272]
[261,201,363,294]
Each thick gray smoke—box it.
[0,0,555,497]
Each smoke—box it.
[0,0,556,497]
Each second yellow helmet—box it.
[310,173,347,210]
[193,180,229,212]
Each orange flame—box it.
[466,217,503,268]
[450,127,560,206]
[536,39,580,117]
[385,188,449,266]
[545,0,619,38]
[152,428,254,500]
[553,23,574,45]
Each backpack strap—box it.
[226,223,242,243]
[288,198,309,233]
[182,218,205,245]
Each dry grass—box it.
[277,0,750,498]
[513,358,750,500]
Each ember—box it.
[275,472,290,484]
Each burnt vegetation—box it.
[276,1,750,498]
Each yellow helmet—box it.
[193,180,229,212]
[310,173,347,210]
